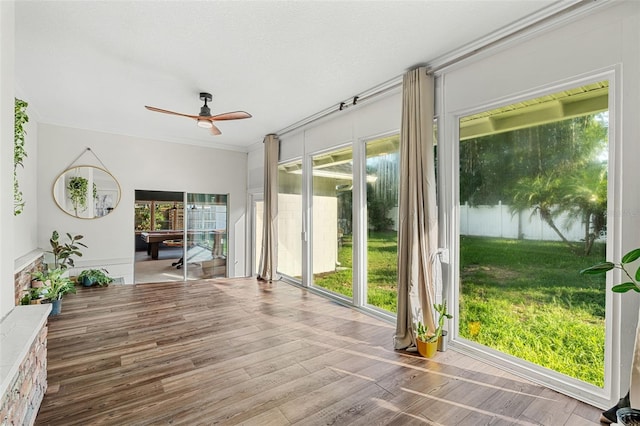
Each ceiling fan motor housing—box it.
[199,92,212,117]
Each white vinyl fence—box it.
[460,202,592,242]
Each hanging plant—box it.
[67,176,89,215]
[14,98,29,215]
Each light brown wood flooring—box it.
[35,278,602,425]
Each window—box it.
[278,161,303,279]
[458,80,609,387]
[365,135,400,312]
[311,146,353,300]
[134,201,183,231]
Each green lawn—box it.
[460,236,606,387]
[313,232,607,387]
[313,231,398,312]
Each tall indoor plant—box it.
[48,230,87,270]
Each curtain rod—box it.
[274,0,599,138]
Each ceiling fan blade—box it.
[210,124,222,136]
[145,106,200,120]
[210,111,252,121]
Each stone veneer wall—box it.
[0,325,48,425]
[14,256,44,306]
[2,252,50,425]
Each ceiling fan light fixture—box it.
[197,119,213,129]
[145,92,251,136]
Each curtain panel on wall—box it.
[394,67,440,350]
[257,134,280,281]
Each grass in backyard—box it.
[460,236,606,387]
[313,232,398,312]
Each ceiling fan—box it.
[145,92,251,135]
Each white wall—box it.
[440,1,640,407]
[0,1,15,318]
[37,124,248,282]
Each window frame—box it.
[441,69,621,408]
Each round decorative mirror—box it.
[53,165,121,219]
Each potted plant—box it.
[67,175,89,215]
[414,302,454,358]
[434,301,453,352]
[40,268,76,315]
[48,230,87,270]
[415,320,438,358]
[19,287,44,305]
[78,268,113,287]
[31,270,49,288]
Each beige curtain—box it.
[257,134,280,281]
[394,67,440,350]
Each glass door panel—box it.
[185,193,228,279]
[311,147,353,299]
[254,200,264,276]
[365,135,400,313]
[134,190,184,283]
[458,81,609,387]
[278,161,303,279]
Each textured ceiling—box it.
[15,1,563,151]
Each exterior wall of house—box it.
[36,124,248,282]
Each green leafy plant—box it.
[580,248,640,293]
[14,98,29,215]
[434,301,453,337]
[40,269,76,301]
[67,176,89,215]
[415,320,437,343]
[31,270,49,283]
[78,268,113,287]
[48,230,87,270]
[415,302,453,344]
[20,287,44,305]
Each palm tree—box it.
[561,163,607,255]
[509,172,575,250]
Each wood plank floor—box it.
[35,278,602,425]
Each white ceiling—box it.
[15,1,565,152]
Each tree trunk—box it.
[539,207,574,249]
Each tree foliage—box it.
[460,113,608,254]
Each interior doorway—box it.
[134,190,185,283]
[134,190,229,283]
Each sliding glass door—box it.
[134,190,228,283]
[294,135,400,314]
[365,135,399,313]
[185,193,228,280]
[311,146,353,300]
[278,161,303,279]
